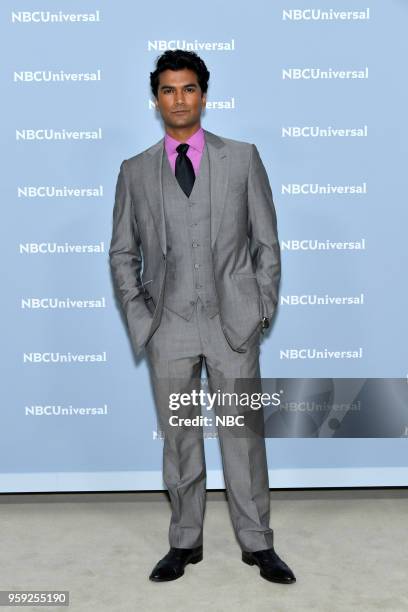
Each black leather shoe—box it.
[149,545,203,582]
[242,547,296,584]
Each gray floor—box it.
[0,489,407,612]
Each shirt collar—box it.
[164,126,205,156]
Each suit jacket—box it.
[109,129,281,356]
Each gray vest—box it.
[161,143,219,320]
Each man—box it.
[109,50,295,584]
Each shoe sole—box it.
[149,552,203,582]
[242,552,296,584]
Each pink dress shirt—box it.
[164,126,205,177]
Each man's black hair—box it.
[150,50,210,98]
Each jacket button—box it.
[162,254,166,260]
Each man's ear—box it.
[202,93,207,108]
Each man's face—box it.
[154,68,206,131]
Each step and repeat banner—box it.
[1,1,407,492]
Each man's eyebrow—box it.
[159,83,198,89]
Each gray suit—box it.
[109,129,281,551]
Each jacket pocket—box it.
[232,272,257,278]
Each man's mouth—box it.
[173,110,189,114]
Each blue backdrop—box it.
[1,0,407,492]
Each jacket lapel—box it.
[142,128,229,254]
[143,137,166,254]
[205,129,229,249]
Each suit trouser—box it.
[145,298,274,552]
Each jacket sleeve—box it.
[108,160,153,354]
[109,160,145,311]
[247,144,281,320]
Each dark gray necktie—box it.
[175,143,195,197]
